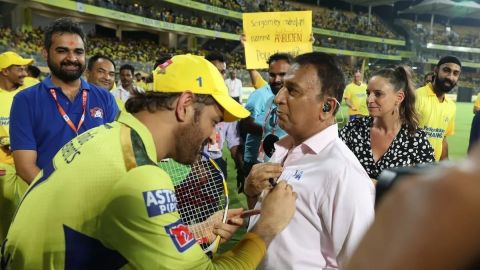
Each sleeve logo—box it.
[143,189,177,217]
[165,220,196,252]
[90,107,104,119]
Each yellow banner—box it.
[243,11,312,69]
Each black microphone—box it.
[262,134,279,158]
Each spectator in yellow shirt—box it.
[0,51,32,241]
[344,70,369,121]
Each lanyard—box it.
[49,88,88,136]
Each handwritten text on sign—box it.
[243,11,312,69]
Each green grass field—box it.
[218,102,475,253]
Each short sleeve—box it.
[105,92,120,122]
[445,105,456,137]
[10,92,37,151]
[245,91,263,121]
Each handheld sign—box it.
[243,11,313,69]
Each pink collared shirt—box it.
[249,124,375,270]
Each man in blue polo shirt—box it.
[10,18,119,184]
[242,53,291,175]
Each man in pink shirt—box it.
[245,52,375,269]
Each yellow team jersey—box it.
[0,88,21,164]
[0,88,27,243]
[343,82,369,116]
[114,97,126,111]
[2,112,265,269]
[416,83,456,161]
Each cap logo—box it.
[157,59,173,74]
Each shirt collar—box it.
[425,82,453,103]
[116,111,157,162]
[425,82,436,96]
[274,124,339,158]
[42,76,91,92]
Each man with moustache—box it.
[242,53,291,174]
[86,54,116,91]
[1,54,297,269]
[86,54,125,110]
[416,56,461,161]
[111,64,144,103]
[245,52,374,269]
[9,18,119,184]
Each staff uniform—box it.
[10,77,119,170]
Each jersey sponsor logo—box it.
[424,127,446,139]
[0,116,9,126]
[165,219,196,252]
[143,189,177,217]
[90,107,104,118]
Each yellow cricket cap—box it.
[152,54,250,122]
[0,51,34,70]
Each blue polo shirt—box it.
[10,76,119,170]
[244,84,285,163]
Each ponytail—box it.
[372,65,419,135]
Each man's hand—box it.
[190,208,246,245]
[250,181,297,246]
[214,208,245,244]
[244,163,283,208]
[240,33,246,47]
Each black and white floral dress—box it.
[339,117,435,179]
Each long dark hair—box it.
[372,66,419,135]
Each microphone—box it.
[262,134,279,158]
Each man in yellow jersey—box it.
[0,51,32,242]
[1,54,297,269]
[344,70,369,121]
[416,56,461,161]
